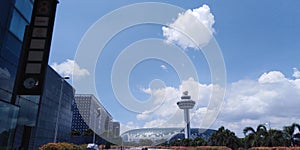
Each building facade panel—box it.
[29,66,75,149]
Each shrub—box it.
[39,142,82,150]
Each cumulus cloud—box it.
[135,78,213,129]
[219,69,300,137]
[258,71,287,83]
[293,67,300,78]
[120,121,140,134]
[162,4,215,49]
[0,67,11,79]
[51,59,90,80]
[122,69,300,137]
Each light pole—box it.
[93,107,101,144]
[53,76,70,143]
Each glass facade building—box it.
[27,66,75,149]
[0,0,75,149]
[121,128,216,144]
[0,0,35,149]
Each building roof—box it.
[75,94,112,118]
[121,128,216,142]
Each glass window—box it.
[2,32,22,61]
[0,0,10,28]
[0,57,17,103]
[17,96,39,126]
[15,0,33,22]
[9,10,28,41]
[0,26,4,49]
[0,101,19,149]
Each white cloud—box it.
[122,69,300,138]
[293,67,300,78]
[0,67,11,79]
[135,78,213,129]
[219,69,300,137]
[258,71,287,83]
[162,4,215,49]
[136,110,152,120]
[160,65,167,71]
[120,121,140,134]
[51,59,90,80]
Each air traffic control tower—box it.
[177,91,196,139]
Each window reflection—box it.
[15,0,33,22]
[0,101,19,149]
[9,10,28,41]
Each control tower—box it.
[177,91,195,139]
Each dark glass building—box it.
[0,0,35,149]
[0,0,75,149]
[26,66,75,149]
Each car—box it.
[86,143,99,150]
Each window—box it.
[9,10,28,40]
[15,0,33,22]
[0,57,17,102]
[0,101,19,149]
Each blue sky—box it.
[50,0,300,137]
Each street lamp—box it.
[93,107,101,144]
[53,76,70,143]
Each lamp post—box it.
[93,108,101,144]
[53,76,70,143]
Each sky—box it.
[49,0,300,137]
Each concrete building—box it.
[112,122,120,138]
[72,94,115,137]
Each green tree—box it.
[191,137,207,146]
[264,129,287,147]
[169,138,182,146]
[283,123,300,146]
[208,126,240,150]
[83,128,94,136]
[181,138,192,146]
[243,124,267,148]
[71,129,81,136]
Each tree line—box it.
[165,123,300,149]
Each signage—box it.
[15,0,58,95]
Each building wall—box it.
[112,122,120,137]
[29,66,75,149]
[72,94,115,137]
[0,0,35,149]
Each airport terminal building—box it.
[121,128,216,144]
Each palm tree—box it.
[283,123,300,146]
[243,124,267,148]
[208,126,240,149]
[264,129,287,147]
